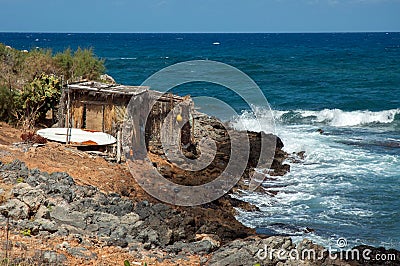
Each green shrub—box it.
[20,229,31,237]
[54,48,73,81]
[71,47,105,81]
[54,47,105,82]
[14,74,62,128]
[0,86,16,122]
[0,43,27,91]
[22,48,57,81]
[0,43,106,126]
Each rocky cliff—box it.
[0,118,398,265]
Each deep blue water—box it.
[1,32,399,249]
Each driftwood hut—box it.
[58,81,194,161]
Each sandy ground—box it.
[0,122,151,201]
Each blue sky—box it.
[0,0,399,32]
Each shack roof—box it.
[67,81,149,96]
[67,81,188,102]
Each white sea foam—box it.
[231,106,400,249]
[231,107,400,133]
[106,57,137,61]
[275,108,400,127]
[230,105,275,133]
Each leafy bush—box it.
[0,43,106,126]
[54,48,73,80]
[1,44,105,87]
[14,74,62,128]
[22,48,57,82]
[0,86,16,122]
[0,43,27,91]
[72,47,105,81]
[54,47,105,82]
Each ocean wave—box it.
[230,107,400,132]
[232,106,400,249]
[106,57,137,61]
[275,108,400,127]
[229,106,275,133]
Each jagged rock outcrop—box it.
[1,158,398,265]
[0,160,253,252]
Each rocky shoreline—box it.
[1,160,399,265]
[0,115,399,265]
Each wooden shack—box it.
[58,81,194,161]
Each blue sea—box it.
[1,32,399,249]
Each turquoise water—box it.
[1,32,399,249]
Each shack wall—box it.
[68,91,131,135]
[60,86,194,153]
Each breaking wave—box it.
[275,108,400,127]
[230,107,400,132]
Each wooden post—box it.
[5,216,9,260]
[66,87,71,144]
[102,104,105,132]
[191,116,195,144]
[117,129,122,163]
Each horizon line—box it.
[0,30,399,34]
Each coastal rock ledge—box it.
[1,159,399,265]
